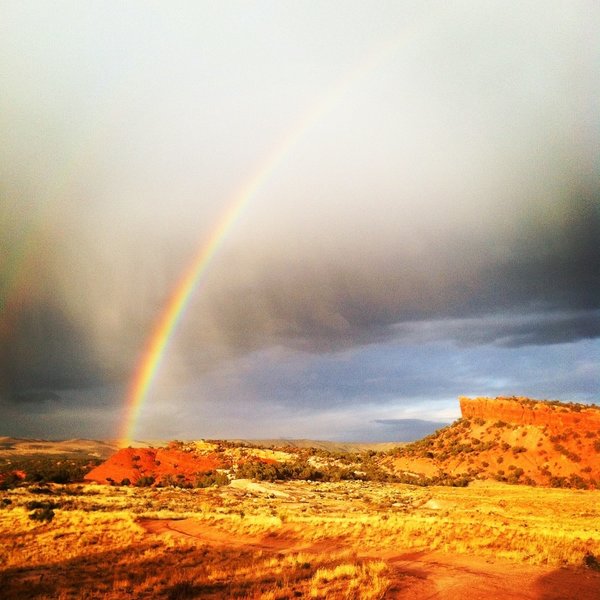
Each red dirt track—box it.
[140,518,600,599]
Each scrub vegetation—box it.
[1,398,599,598]
[1,479,599,599]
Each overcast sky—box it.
[1,1,598,442]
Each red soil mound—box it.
[84,445,224,485]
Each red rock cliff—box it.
[459,396,600,431]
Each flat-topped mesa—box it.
[459,396,600,430]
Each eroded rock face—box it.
[459,396,600,431]
[386,396,600,488]
[84,445,224,485]
[83,440,291,486]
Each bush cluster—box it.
[235,459,362,483]
[0,456,102,487]
[27,501,58,523]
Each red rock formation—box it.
[387,397,600,488]
[459,396,600,431]
[84,445,224,485]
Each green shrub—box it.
[29,506,55,522]
[194,471,229,488]
[0,472,22,490]
[584,553,600,571]
[136,476,155,487]
[25,500,59,510]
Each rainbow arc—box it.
[119,24,432,446]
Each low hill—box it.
[0,437,118,486]
[84,440,295,486]
[0,436,119,458]
[385,396,600,488]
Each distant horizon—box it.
[6,394,600,445]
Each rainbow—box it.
[118,27,431,445]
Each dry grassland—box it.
[1,480,599,599]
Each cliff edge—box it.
[386,396,600,488]
[459,396,600,431]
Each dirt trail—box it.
[139,518,295,552]
[140,518,600,599]
[138,518,341,554]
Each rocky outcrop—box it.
[459,396,600,431]
[386,397,600,488]
[83,440,292,486]
[84,445,224,485]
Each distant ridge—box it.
[0,437,118,458]
[4,397,599,489]
[0,436,403,457]
[228,439,405,453]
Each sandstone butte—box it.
[386,396,600,488]
[459,396,600,431]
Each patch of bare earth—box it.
[139,517,600,599]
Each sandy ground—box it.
[140,517,600,599]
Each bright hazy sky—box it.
[1,1,598,441]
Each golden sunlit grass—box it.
[1,479,599,598]
[309,561,389,599]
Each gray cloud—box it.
[14,390,62,404]
[0,2,599,431]
[391,310,600,348]
[192,194,599,357]
[0,302,109,400]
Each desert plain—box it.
[1,397,600,599]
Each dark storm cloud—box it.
[14,390,62,404]
[1,174,598,401]
[195,194,599,357]
[392,310,600,349]
[0,302,108,401]
[1,1,598,422]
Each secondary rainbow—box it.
[119,28,430,446]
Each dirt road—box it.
[140,518,600,599]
